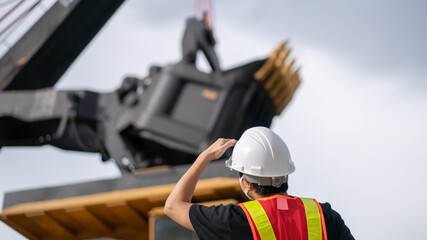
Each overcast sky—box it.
[1,0,427,239]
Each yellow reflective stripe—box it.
[301,198,323,240]
[243,200,277,240]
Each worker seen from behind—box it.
[165,126,354,239]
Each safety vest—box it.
[238,195,328,240]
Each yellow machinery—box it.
[1,177,244,240]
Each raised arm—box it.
[164,138,237,230]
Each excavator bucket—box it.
[0,3,302,239]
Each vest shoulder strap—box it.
[300,197,324,240]
[241,200,277,240]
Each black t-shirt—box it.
[189,201,354,240]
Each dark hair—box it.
[252,182,288,195]
[239,173,289,196]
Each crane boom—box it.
[0,0,125,90]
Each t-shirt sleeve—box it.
[320,202,355,240]
[189,203,252,240]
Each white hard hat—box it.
[226,126,295,187]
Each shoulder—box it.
[319,202,355,240]
[319,202,346,225]
[190,203,247,223]
[189,203,252,240]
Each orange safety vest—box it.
[238,195,328,240]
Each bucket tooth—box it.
[274,68,300,106]
[275,73,301,114]
[253,40,301,115]
[276,77,300,114]
[254,40,288,82]
[270,59,295,99]
[263,68,281,91]
[261,48,291,91]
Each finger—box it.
[219,139,236,151]
[224,139,237,147]
[215,138,230,143]
[214,138,226,145]
[213,140,237,159]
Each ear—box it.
[248,181,254,191]
[241,175,252,189]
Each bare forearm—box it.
[164,138,236,231]
[163,153,211,231]
[166,153,210,205]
